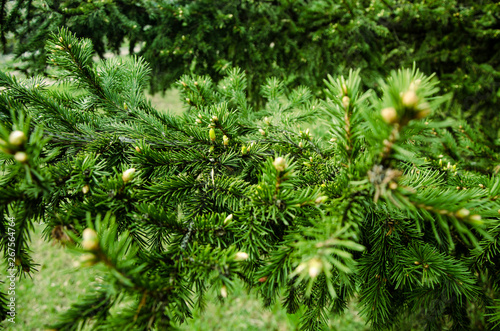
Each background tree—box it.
[2,0,499,136]
[1,29,500,330]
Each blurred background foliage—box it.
[1,0,499,137]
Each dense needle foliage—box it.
[0,29,500,330]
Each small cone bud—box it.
[212,115,218,121]
[122,168,136,183]
[123,103,128,110]
[299,142,303,148]
[241,146,247,155]
[381,107,398,124]
[14,151,28,163]
[223,135,229,146]
[135,146,141,153]
[308,258,322,278]
[273,157,286,172]
[342,96,350,108]
[315,196,328,204]
[264,117,270,125]
[259,129,266,136]
[469,214,483,225]
[196,119,202,124]
[79,253,98,267]
[82,184,90,194]
[258,276,268,283]
[209,128,216,142]
[402,90,419,108]
[342,83,348,95]
[221,285,228,298]
[81,228,99,251]
[389,182,398,190]
[224,214,233,224]
[235,252,249,261]
[455,208,470,218]
[209,146,215,153]
[9,130,26,147]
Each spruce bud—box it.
[14,151,28,163]
[223,135,229,146]
[79,253,98,267]
[135,146,141,153]
[381,107,398,124]
[469,214,483,225]
[122,168,136,183]
[264,117,271,125]
[241,146,247,155]
[259,129,266,136]
[298,142,303,148]
[342,83,348,95]
[82,184,90,194]
[221,285,228,298]
[9,130,26,147]
[235,252,249,261]
[212,115,218,122]
[81,228,99,251]
[224,214,233,224]
[342,96,350,108]
[196,119,202,124]
[402,90,419,108]
[209,128,216,142]
[308,258,322,278]
[315,196,328,204]
[455,208,470,218]
[273,157,286,172]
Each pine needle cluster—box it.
[0,29,499,330]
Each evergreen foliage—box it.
[1,29,500,330]
[2,0,500,133]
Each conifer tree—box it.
[1,29,500,330]
[2,0,499,130]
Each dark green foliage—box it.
[2,0,500,136]
[1,29,500,330]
